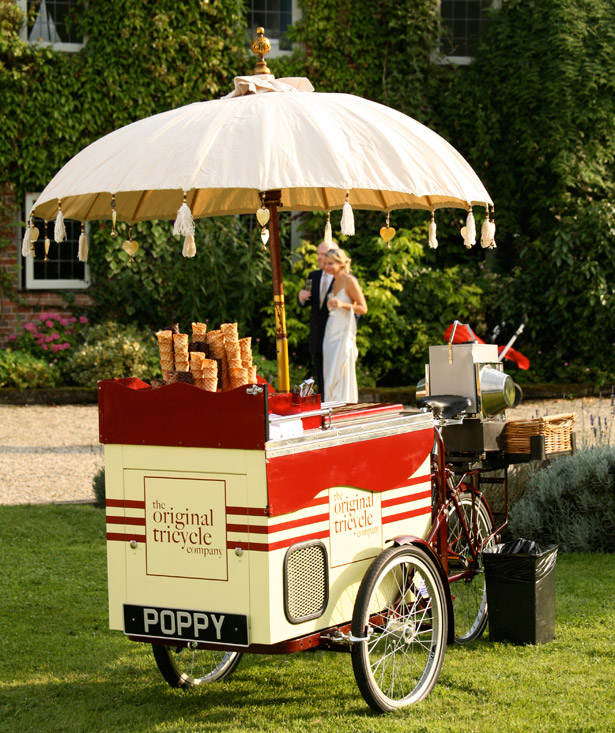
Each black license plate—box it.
[124,604,249,646]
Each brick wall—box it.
[0,184,94,347]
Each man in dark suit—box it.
[298,241,334,399]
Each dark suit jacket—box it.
[305,269,333,355]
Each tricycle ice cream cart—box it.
[27,29,560,713]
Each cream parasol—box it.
[29,28,494,391]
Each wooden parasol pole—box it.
[263,189,290,392]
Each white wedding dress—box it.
[322,286,358,403]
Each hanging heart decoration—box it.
[256,207,270,227]
[122,239,139,261]
[260,228,270,249]
[379,226,396,243]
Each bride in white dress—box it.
[322,248,368,403]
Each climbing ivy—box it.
[0,0,248,193]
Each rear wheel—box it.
[447,492,495,643]
[152,644,242,688]
[351,544,448,713]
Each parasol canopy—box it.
[31,77,492,224]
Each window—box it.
[246,0,297,55]
[440,0,500,64]
[17,0,84,52]
[23,193,90,290]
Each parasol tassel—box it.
[488,219,497,249]
[480,214,492,248]
[463,208,476,248]
[173,198,195,238]
[21,226,32,257]
[78,229,89,262]
[340,194,355,236]
[428,213,438,249]
[182,234,196,258]
[54,207,66,243]
[323,212,333,247]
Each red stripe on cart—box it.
[227,529,329,552]
[225,506,269,517]
[381,486,431,509]
[106,532,146,542]
[106,516,146,526]
[227,512,328,535]
[105,499,146,509]
[382,505,431,524]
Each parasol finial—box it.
[251,27,272,75]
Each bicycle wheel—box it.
[447,491,495,643]
[152,644,243,688]
[351,544,448,713]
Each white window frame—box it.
[248,0,301,59]
[24,193,90,290]
[436,0,501,65]
[17,0,84,53]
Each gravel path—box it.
[0,405,102,505]
[1,396,613,505]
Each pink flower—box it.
[8,334,16,341]
[50,332,60,340]
[564,362,568,367]
[41,344,48,351]
[59,317,69,326]
[51,344,61,353]
[38,313,48,321]
[586,367,590,372]
[79,316,88,324]
[60,342,71,350]
[45,335,55,343]
[69,317,77,324]
[24,322,35,332]
[45,320,54,328]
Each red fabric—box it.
[497,345,530,370]
[443,323,530,370]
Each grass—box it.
[1,504,614,733]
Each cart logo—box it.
[144,476,228,580]
[329,487,382,567]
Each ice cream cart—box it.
[29,28,505,713]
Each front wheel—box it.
[351,544,448,713]
[152,644,243,688]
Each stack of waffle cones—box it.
[222,323,250,390]
[189,352,218,392]
[173,333,189,372]
[239,336,257,384]
[192,321,207,343]
[156,330,174,374]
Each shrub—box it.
[65,322,160,388]
[92,467,105,508]
[508,446,615,552]
[0,349,59,389]
[8,312,89,382]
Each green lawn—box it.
[1,504,613,732]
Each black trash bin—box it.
[482,538,558,645]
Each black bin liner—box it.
[482,538,558,645]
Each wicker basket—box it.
[505,413,576,454]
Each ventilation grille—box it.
[284,542,328,624]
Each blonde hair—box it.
[325,247,351,273]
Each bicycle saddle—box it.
[416,394,471,420]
